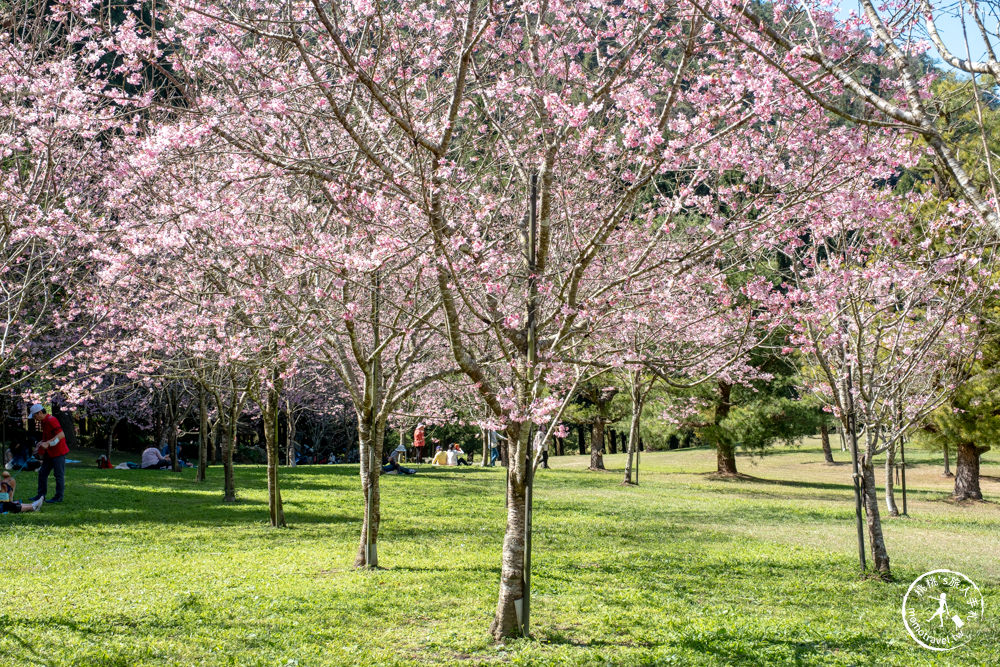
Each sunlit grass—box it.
[1,443,996,665]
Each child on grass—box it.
[1,470,44,514]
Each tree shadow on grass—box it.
[536,628,655,650]
[2,613,289,666]
[672,631,891,665]
[698,473,850,492]
[696,475,949,506]
[0,628,44,664]
[286,466,500,491]
[6,462,512,531]
[381,563,498,575]
[539,626,894,664]
[6,477,359,529]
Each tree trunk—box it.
[355,419,384,568]
[165,388,180,473]
[489,424,527,639]
[480,427,489,467]
[608,429,617,454]
[589,419,605,470]
[820,423,834,464]
[576,424,586,455]
[262,384,286,528]
[716,443,738,475]
[942,443,954,477]
[623,385,642,485]
[197,386,208,483]
[223,394,237,503]
[152,398,163,454]
[286,401,296,467]
[861,457,891,579]
[954,441,988,501]
[714,381,737,475]
[168,417,179,473]
[106,418,119,460]
[210,417,220,465]
[884,443,899,517]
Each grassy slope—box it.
[1,441,997,666]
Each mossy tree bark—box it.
[954,441,989,500]
[286,399,297,467]
[355,418,385,568]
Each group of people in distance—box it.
[410,423,507,467]
[3,399,195,518]
[379,425,489,475]
[2,403,68,514]
[7,410,539,512]
[430,443,471,466]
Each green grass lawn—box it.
[1,442,997,665]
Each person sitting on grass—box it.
[382,445,416,475]
[141,446,172,470]
[454,444,471,466]
[430,445,448,466]
[445,444,459,466]
[1,471,43,514]
[5,441,39,472]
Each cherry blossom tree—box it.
[766,186,990,578]
[694,0,999,233]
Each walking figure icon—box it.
[928,593,949,627]
[928,593,965,629]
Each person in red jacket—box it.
[28,403,68,504]
[413,423,426,464]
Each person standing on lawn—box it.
[28,403,68,504]
[487,430,504,466]
[413,423,426,463]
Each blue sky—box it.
[833,0,996,72]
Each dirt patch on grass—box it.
[703,472,756,481]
